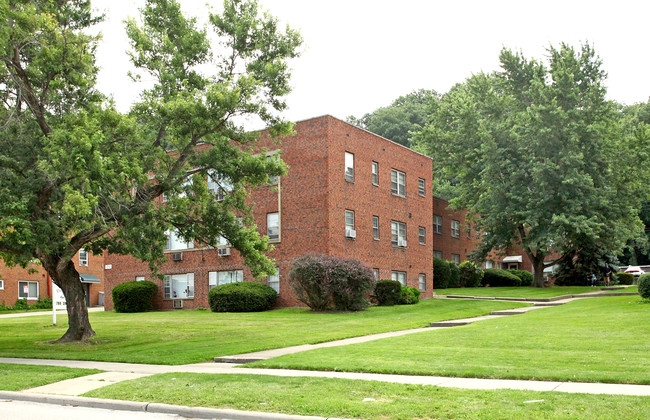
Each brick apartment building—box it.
[104,115,434,310]
[0,249,104,307]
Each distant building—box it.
[104,115,434,310]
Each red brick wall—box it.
[105,115,435,309]
[432,197,480,265]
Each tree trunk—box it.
[528,252,546,288]
[50,260,96,342]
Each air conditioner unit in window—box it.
[398,238,407,247]
[218,247,231,257]
[173,300,183,309]
[345,229,357,238]
[172,252,183,261]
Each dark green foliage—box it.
[433,258,451,289]
[507,269,534,287]
[289,254,375,311]
[482,269,522,287]
[112,281,158,313]
[447,262,461,288]
[13,299,29,310]
[616,272,635,285]
[638,274,650,300]
[398,286,420,305]
[208,282,277,312]
[30,297,53,310]
[374,280,402,306]
[459,261,483,287]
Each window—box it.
[78,248,88,266]
[391,169,406,196]
[418,178,426,196]
[345,152,354,182]
[391,221,407,247]
[165,230,194,251]
[373,269,379,280]
[372,216,379,240]
[418,227,426,244]
[433,250,443,260]
[268,268,280,293]
[135,276,145,282]
[466,223,472,238]
[216,235,230,247]
[451,254,461,265]
[163,273,194,299]
[433,215,442,234]
[345,210,355,231]
[267,212,280,241]
[419,274,426,291]
[208,171,233,201]
[451,220,460,238]
[266,154,280,185]
[371,161,379,185]
[391,271,406,286]
[484,260,495,269]
[18,281,39,300]
[0,279,3,290]
[209,270,244,289]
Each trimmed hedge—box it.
[447,262,461,288]
[208,281,277,312]
[375,280,402,306]
[616,272,635,285]
[459,261,483,287]
[433,257,451,289]
[399,286,420,305]
[482,269,522,287]
[639,274,650,300]
[507,269,533,287]
[112,281,158,313]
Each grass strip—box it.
[0,363,101,391]
[438,286,600,298]
[249,296,650,384]
[84,372,650,420]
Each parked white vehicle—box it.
[623,266,646,277]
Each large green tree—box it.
[0,0,301,341]
[347,89,437,148]
[414,43,649,287]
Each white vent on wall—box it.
[218,247,231,257]
[398,239,407,247]
[173,300,183,309]
[345,229,357,238]
[172,252,183,261]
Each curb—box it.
[0,391,344,419]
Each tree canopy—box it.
[413,43,650,286]
[0,0,301,341]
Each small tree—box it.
[433,258,451,289]
[448,262,461,288]
[638,274,650,300]
[459,261,483,288]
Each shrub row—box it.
[112,281,158,313]
[208,281,277,312]
[616,272,635,285]
[482,268,522,287]
[639,274,650,300]
[434,258,532,289]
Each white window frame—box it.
[345,152,354,182]
[0,279,4,290]
[419,274,426,291]
[451,220,461,238]
[433,215,443,234]
[268,268,280,293]
[391,220,407,247]
[163,273,194,299]
[371,161,379,185]
[433,250,443,260]
[452,254,461,265]
[418,226,426,244]
[391,270,406,286]
[18,281,39,300]
[209,270,244,289]
[391,169,406,197]
[418,178,426,196]
[208,171,233,201]
[165,230,194,251]
[372,216,379,240]
[373,269,379,280]
[267,212,280,242]
[345,210,355,231]
[78,248,88,267]
[484,260,495,269]
[135,276,145,282]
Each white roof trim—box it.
[502,256,523,263]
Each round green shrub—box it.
[112,280,158,313]
[459,261,483,287]
[616,272,635,285]
[13,298,29,310]
[433,257,451,289]
[638,274,650,300]
[507,269,533,287]
[209,281,277,312]
[398,286,420,305]
[447,262,461,288]
[374,280,402,305]
[482,269,522,287]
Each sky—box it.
[93,0,650,128]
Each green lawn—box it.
[438,286,602,298]
[603,285,638,294]
[0,299,528,365]
[84,372,649,420]
[249,296,650,384]
[0,363,101,391]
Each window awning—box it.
[79,274,101,283]
[502,256,523,263]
